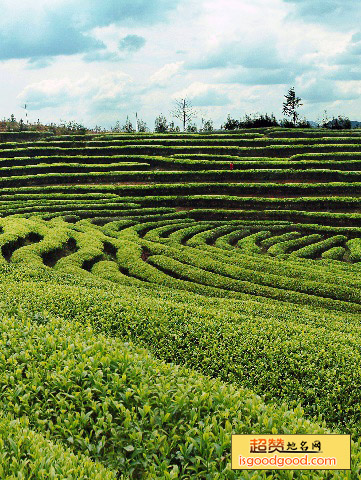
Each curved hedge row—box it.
[0,130,360,478]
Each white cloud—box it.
[0,0,180,60]
[0,0,360,129]
[149,62,184,87]
[172,82,230,106]
[17,72,133,111]
[297,77,360,104]
[284,0,361,28]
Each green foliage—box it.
[347,238,361,262]
[240,113,279,128]
[200,118,214,132]
[282,87,302,126]
[122,116,135,133]
[154,114,168,133]
[323,116,352,130]
[0,313,351,479]
[136,117,148,132]
[186,122,198,133]
[0,129,359,478]
[0,415,115,478]
[321,246,346,261]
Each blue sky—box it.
[1,0,360,129]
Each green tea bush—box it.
[347,238,361,262]
[290,235,347,259]
[0,313,354,479]
[321,246,346,261]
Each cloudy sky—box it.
[1,0,361,129]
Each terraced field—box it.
[0,128,360,478]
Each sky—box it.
[1,0,361,130]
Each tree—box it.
[168,121,180,133]
[240,113,279,128]
[323,115,351,130]
[282,87,302,126]
[200,118,214,132]
[222,115,241,130]
[186,122,197,133]
[111,121,121,133]
[154,114,168,133]
[171,98,197,132]
[321,110,329,127]
[122,116,135,133]
[137,117,148,132]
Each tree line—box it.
[2,87,353,134]
[115,87,352,133]
[221,87,351,131]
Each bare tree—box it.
[171,98,197,132]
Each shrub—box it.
[240,113,279,128]
[323,116,352,130]
[154,115,168,133]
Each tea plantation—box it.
[0,128,360,478]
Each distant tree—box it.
[280,117,311,128]
[137,117,148,132]
[282,87,303,126]
[222,115,241,130]
[168,121,180,133]
[240,113,279,128]
[323,115,351,130]
[186,122,198,133]
[296,117,312,128]
[321,110,329,128]
[111,121,122,133]
[171,98,197,132]
[200,118,214,132]
[7,114,17,132]
[154,114,168,133]
[49,120,87,135]
[122,116,135,133]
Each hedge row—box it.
[214,229,251,249]
[68,238,361,439]
[159,156,361,171]
[0,154,156,167]
[186,208,361,227]
[0,202,144,216]
[236,231,272,253]
[0,309,347,479]
[0,162,150,176]
[260,232,302,248]
[8,135,361,149]
[3,143,361,158]
[0,181,357,196]
[142,239,361,309]
[267,234,323,255]
[191,242,361,289]
[126,195,361,212]
[0,414,115,479]
[321,246,347,261]
[289,235,347,259]
[347,238,361,262]
[47,132,265,141]
[5,154,361,172]
[267,128,361,138]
